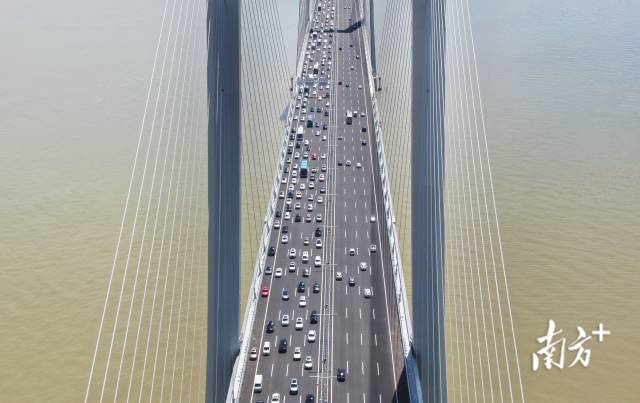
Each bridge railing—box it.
[359,6,423,402]
[225,4,318,401]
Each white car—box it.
[307,330,317,342]
[356,162,362,169]
[304,356,313,370]
[370,215,377,223]
[263,342,271,356]
[364,288,373,298]
[335,272,343,280]
[289,248,297,258]
[273,219,280,229]
[284,211,291,220]
[349,248,356,256]
[314,255,322,267]
[345,160,352,166]
[303,237,310,246]
[249,347,258,360]
[321,153,327,159]
[295,316,304,329]
[299,296,307,308]
[293,347,302,360]
[302,251,309,263]
[370,244,377,253]
[271,393,281,402]
[316,239,323,249]
[290,378,299,395]
[281,314,290,326]
[317,197,324,204]
[275,267,283,277]
[319,174,325,182]
[281,234,289,244]
[359,261,368,271]
[289,262,296,272]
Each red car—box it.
[261,286,269,297]
[311,153,317,160]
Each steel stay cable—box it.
[450,0,483,399]
[83,1,171,400]
[111,0,198,400]
[462,0,526,398]
[452,0,506,400]
[96,0,184,400]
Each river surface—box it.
[0,0,638,402]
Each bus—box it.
[300,160,308,178]
[346,110,353,125]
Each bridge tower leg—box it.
[412,0,447,402]
[206,0,241,402]
[298,0,311,62]
[368,0,377,78]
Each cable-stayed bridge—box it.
[84,0,525,402]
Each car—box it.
[305,394,315,403]
[370,215,376,223]
[295,317,304,329]
[275,210,282,218]
[282,288,290,300]
[307,330,317,342]
[263,341,271,356]
[303,237,310,246]
[290,378,299,395]
[273,219,281,229]
[361,127,367,132]
[281,234,289,244]
[306,203,314,212]
[271,393,281,402]
[349,248,356,256]
[279,191,285,199]
[289,248,297,258]
[320,186,326,193]
[361,139,368,146]
[266,320,275,333]
[304,356,313,370]
[261,287,269,297]
[305,213,313,222]
[314,256,322,267]
[249,347,258,360]
[315,214,323,222]
[279,338,288,353]
[313,282,320,293]
[282,314,290,326]
[359,261,368,271]
[337,368,346,382]
[299,296,307,307]
[311,153,317,160]
[337,160,343,166]
[315,227,322,237]
[358,84,363,89]
[348,277,356,286]
[335,272,343,280]
[364,288,373,298]
[345,160,351,166]
[264,266,273,275]
[370,244,377,253]
[356,162,362,169]
[293,346,302,360]
[297,281,306,293]
[268,246,275,256]
[275,267,283,277]
[302,251,309,263]
[316,239,323,248]
[317,196,324,204]
[310,310,319,324]
[295,214,302,222]
[284,211,290,220]
[303,267,310,277]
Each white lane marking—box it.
[377,362,380,376]
[346,360,349,374]
[271,363,274,377]
[346,332,349,345]
[360,333,363,345]
[372,308,376,320]
[361,361,365,375]
[374,334,378,347]
[286,363,289,377]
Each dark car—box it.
[310,310,319,324]
[322,123,328,130]
[361,140,367,146]
[268,246,275,256]
[361,127,367,132]
[348,277,356,286]
[315,227,322,237]
[337,368,346,382]
[305,393,315,403]
[297,281,306,293]
[279,338,288,353]
[313,282,320,293]
[337,160,343,166]
[282,225,289,234]
[265,266,273,275]
[266,320,275,333]
[295,214,302,223]
[275,210,282,218]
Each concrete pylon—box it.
[411,0,447,402]
[206,0,241,402]
[298,0,311,62]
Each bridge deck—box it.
[239,0,409,401]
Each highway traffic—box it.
[239,0,409,401]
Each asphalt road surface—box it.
[239,0,409,401]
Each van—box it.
[262,341,271,356]
[253,374,263,393]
